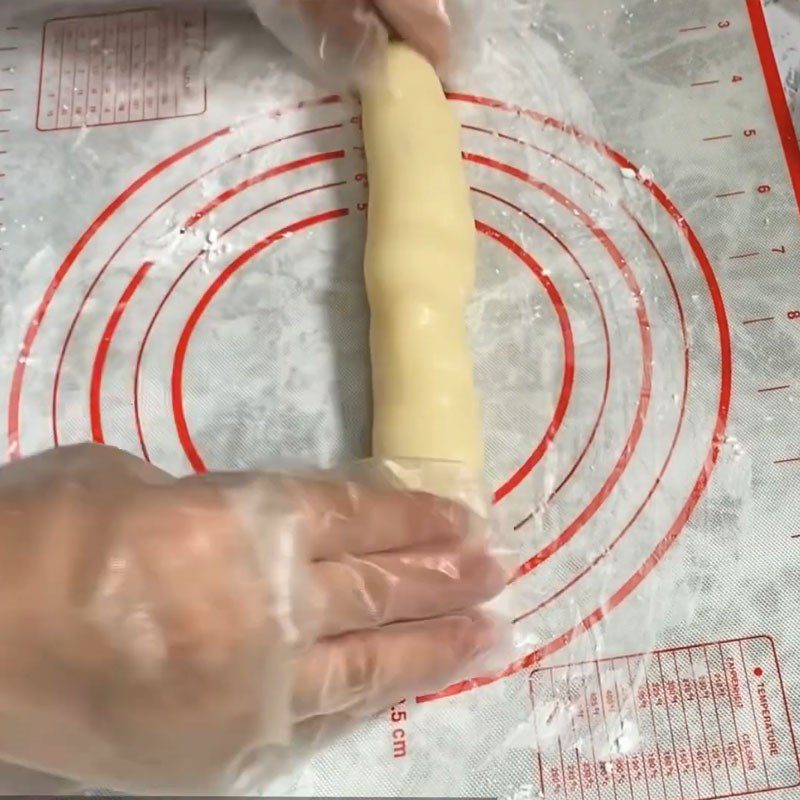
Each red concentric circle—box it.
[420,94,731,701]
[170,217,577,482]
[5,93,731,709]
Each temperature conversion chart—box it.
[530,637,799,800]
[0,0,798,798]
[35,7,206,131]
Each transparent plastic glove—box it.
[250,0,460,88]
[0,444,505,794]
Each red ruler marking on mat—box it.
[530,637,800,800]
[36,7,206,131]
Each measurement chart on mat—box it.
[36,7,205,131]
[531,638,800,800]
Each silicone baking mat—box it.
[0,0,799,797]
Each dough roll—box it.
[362,43,484,472]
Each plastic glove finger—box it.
[374,0,452,69]
[312,544,507,637]
[299,480,478,559]
[296,0,377,50]
[291,612,496,720]
[252,0,388,88]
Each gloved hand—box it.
[0,444,505,794]
[250,0,459,87]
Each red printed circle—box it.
[5,94,731,705]
[421,95,731,701]
[169,216,577,500]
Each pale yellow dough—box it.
[362,43,484,472]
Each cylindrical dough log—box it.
[362,43,484,472]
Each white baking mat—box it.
[1,0,800,797]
